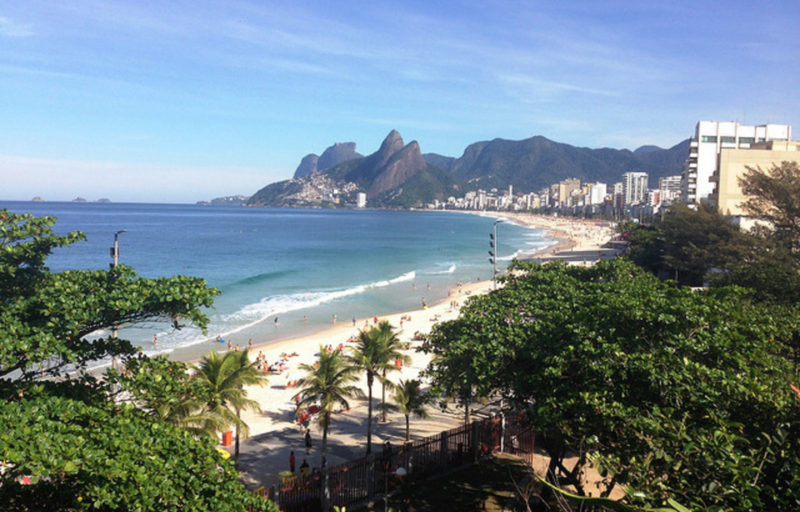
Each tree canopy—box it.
[0,210,276,511]
[424,259,800,511]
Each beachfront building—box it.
[588,182,608,205]
[622,171,648,207]
[681,121,793,205]
[356,192,367,208]
[557,178,581,207]
[712,139,800,229]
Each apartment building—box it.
[681,121,792,204]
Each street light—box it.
[110,230,126,370]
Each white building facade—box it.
[622,171,648,207]
[681,121,792,204]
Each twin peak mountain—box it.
[248,130,458,208]
[246,130,688,208]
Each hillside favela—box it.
[1,3,799,512]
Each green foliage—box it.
[0,210,276,510]
[424,259,800,510]
[0,385,276,511]
[193,349,267,440]
[295,347,362,466]
[391,379,431,441]
[619,204,755,286]
[739,161,800,251]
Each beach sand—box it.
[228,212,618,490]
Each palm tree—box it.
[373,321,411,422]
[347,325,394,454]
[392,379,431,441]
[193,349,267,464]
[294,346,362,468]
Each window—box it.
[721,136,735,143]
[739,137,755,144]
[701,135,717,143]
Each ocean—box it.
[1,201,553,364]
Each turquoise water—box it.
[1,202,553,362]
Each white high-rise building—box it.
[658,175,682,204]
[622,172,648,206]
[588,182,607,205]
[356,192,367,208]
[681,121,792,204]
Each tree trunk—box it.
[322,415,329,468]
[234,407,241,466]
[405,414,410,441]
[381,369,387,422]
[367,373,373,454]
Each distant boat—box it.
[72,197,87,203]
[31,196,44,202]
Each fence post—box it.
[404,441,413,475]
[500,411,506,453]
[321,465,330,512]
[366,454,376,498]
[440,430,449,469]
[471,421,480,463]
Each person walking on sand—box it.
[289,450,296,473]
[305,428,312,454]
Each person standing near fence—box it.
[289,450,296,473]
[305,428,312,454]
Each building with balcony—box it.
[681,121,792,204]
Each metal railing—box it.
[274,412,535,511]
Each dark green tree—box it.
[739,160,800,252]
[391,379,431,441]
[0,210,276,511]
[424,259,800,511]
[294,346,362,468]
[193,349,267,463]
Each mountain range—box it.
[246,131,688,208]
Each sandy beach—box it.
[224,212,618,490]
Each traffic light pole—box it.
[489,220,501,290]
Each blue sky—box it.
[1,0,798,202]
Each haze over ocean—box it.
[2,201,552,363]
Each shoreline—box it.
[228,212,617,489]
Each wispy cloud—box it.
[0,16,33,37]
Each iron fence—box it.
[274,412,534,512]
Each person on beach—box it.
[153,335,157,348]
[274,317,278,326]
[227,339,232,351]
[352,316,356,326]
[305,428,312,454]
[289,450,296,473]
[333,314,337,325]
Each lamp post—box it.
[110,230,126,370]
[488,220,502,290]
